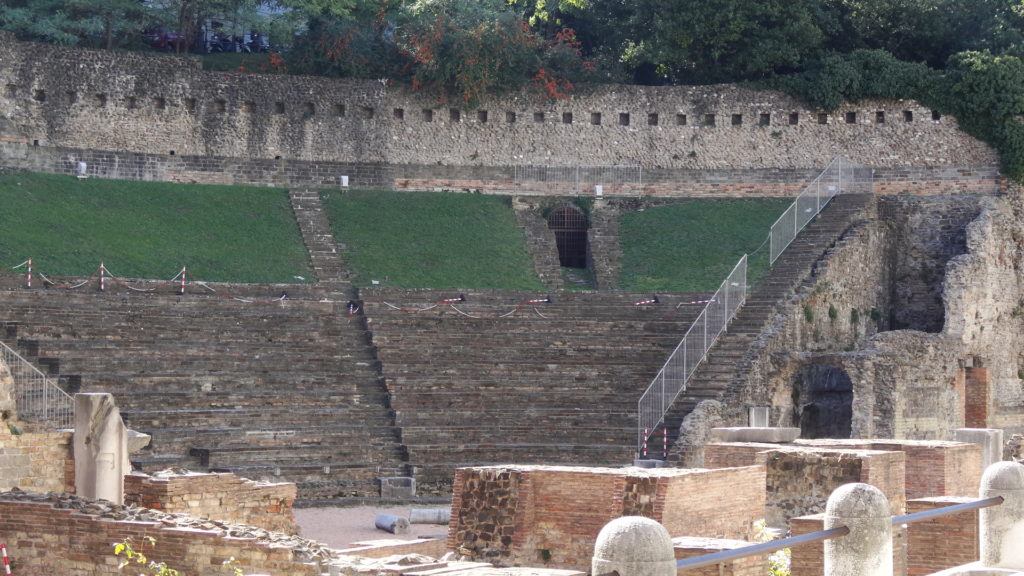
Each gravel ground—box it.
[294,506,451,550]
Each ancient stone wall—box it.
[0,492,327,576]
[124,471,298,534]
[0,34,1002,195]
[448,464,765,570]
[0,427,73,493]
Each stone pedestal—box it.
[74,393,129,504]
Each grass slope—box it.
[321,189,544,290]
[0,172,311,283]
[618,198,792,291]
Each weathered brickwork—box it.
[673,536,765,576]
[0,33,1003,196]
[761,447,905,526]
[448,465,765,570]
[0,498,321,576]
[0,427,73,493]
[124,471,298,534]
[905,497,980,576]
[788,514,907,576]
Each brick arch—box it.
[547,204,589,268]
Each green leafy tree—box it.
[0,0,152,48]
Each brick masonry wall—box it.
[0,499,320,576]
[905,497,979,576]
[763,448,905,527]
[123,472,298,534]
[0,428,73,493]
[673,537,765,576]
[795,439,981,499]
[448,465,764,570]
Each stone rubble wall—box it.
[448,464,765,570]
[0,33,1003,196]
[124,471,298,534]
[0,427,73,493]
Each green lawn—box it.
[618,198,792,291]
[321,189,544,290]
[0,172,311,283]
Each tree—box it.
[0,0,153,48]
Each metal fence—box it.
[0,340,74,430]
[514,165,643,195]
[637,255,747,451]
[769,156,873,264]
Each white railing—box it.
[636,255,747,452]
[0,340,73,430]
[769,156,873,264]
[514,165,642,195]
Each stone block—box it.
[380,476,416,499]
[708,427,800,444]
[955,429,1004,470]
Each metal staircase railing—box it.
[636,156,873,454]
[0,340,73,430]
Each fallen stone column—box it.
[409,508,450,525]
[375,513,410,534]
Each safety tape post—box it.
[99,262,105,292]
[179,266,187,295]
[642,428,648,458]
[663,427,668,458]
[26,259,31,289]
[634,296,659,306]
[2,543,11,575]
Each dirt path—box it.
[294,506,450,550]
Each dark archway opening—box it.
[547,204,589,268]
[794,364,853,439]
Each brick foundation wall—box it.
[788,514,906,576]
[795,439,982,499]
[905,497,979,576]
[0,498,322,576]
[0,428,73,493]
[673,537,765,576]
[703,443,776,469]
[763,448,905,527]
[123,472,298,534]
[448,465,765,570]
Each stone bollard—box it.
[825,483,892,576]
[979,461,1024,570]
[591,516,676,576]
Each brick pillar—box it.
[789,514,825,576]
[964,367,989,428]
[905,497,979,576]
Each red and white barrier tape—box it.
[663,427,668,458]
[642,428,649,458]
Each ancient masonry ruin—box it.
[0,33,1023,503]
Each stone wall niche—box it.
[793,363,853,439]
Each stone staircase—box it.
[360,288,710,490]
[288,188,352,292]
[656,193,877,456]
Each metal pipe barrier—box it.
[675,496,1004,573]
[636,254,747,452]
[0,340,74,430]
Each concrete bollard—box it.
[410,508,451,525]
[591,516,676,576]
[375,513,410,534]
[825,483,892,576]
[980,461,1024,570]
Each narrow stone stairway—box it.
[288,189,352,292]
[656,193,876,457]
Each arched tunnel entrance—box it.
[794,364,853,439]
[547,204,589,268]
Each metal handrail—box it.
[676,495,1004,572]
[892,496,1004,525]
[636,254,747,452]
[677,526,849,571]
[0,340,74,430]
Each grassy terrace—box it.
[618,199,792,291]
[0,171,794,290]
[0,172,311,283]
[320,189,544,290]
